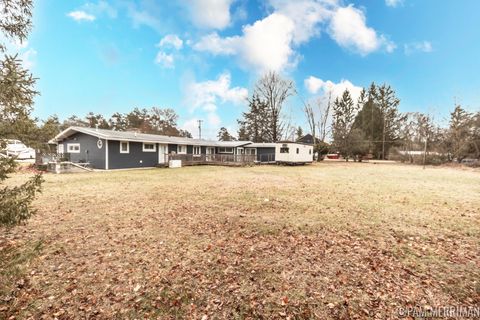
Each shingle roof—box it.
[50,126,251,147]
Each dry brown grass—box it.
[1,163,479,319]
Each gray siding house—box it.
[51,127,258,169]
[50,127,312,169]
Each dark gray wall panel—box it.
[256,147,275,162]
[62,132,106,169]
[108,141,159,169]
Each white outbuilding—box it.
[275,142,313,164]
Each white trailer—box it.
[275,142,313,164]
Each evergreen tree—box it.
[332,90,358,160]
[295,126,303,140]
[237,94,271,142]
[447,105,473,161]
[376,84,402,159]
[0,0,43,227]
[217,127,235,141]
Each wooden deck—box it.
[167,154,257,166]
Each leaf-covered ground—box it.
[1,163,479,319]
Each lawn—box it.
[1,163,479,319]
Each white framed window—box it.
[67,143,80,153]
[143,143,156,152]
[57,144,64,154]
[178,145,187,154]
[237,147,244,154]
[245,148,256,155]
[193,146,201,156]
[120,141,129,154]
[280,147,289,153]
[218,147,233,153]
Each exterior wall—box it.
[62,132,106,169]
[256,147,276,162]
[275,143,313,163]
[108,141,159,169]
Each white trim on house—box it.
[105,139,109,170]
[120,141,129,154]
[67,143,80,153]
[158,144,167,164]
[193,146,201,157]
[142,142,156,152]
[177,145,187,154]
[245,148,256,155]
[218,147,233,153]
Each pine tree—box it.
[237,94,271,142]
[1,0,43,227]
[332,90,358,160]
[447,105,473,161]
[295,126,303,140]
[217,127,235,141]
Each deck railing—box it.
[168,153,257,166]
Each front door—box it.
[206,147,215,161]
[158,144,167,164]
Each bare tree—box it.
[254,71,296,142]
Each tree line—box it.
[330,85,479,162]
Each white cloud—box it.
[20,48,37,69]
[328,5,394,55]
[268,0,337,45]
[158,34,183,50]
[304,76,362,102]
[181,119,201,138]
[67,10,96,22]
[194,13,297,72]
[186,0,234,30]
[154,52,174,68]
[84,1,117,18]
[193,33,238,55]
[186,72,248,112]
[385,0,403,8]
[183,72,248,137]
[194,1,392,72]
[404,41,433,55]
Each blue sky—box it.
[16,0,480,138]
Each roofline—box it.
[49,126,254,147]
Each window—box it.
[178,145,187,154]
[143,143,156,152]
[309,149,312,155]
[296,148,299,154]
[193,146,201,156]
[280,147,289,153]
[120,141,129,154]
[57,144,64,154]
[245,148,256,155]
[237,147,244,154]
[218,147,233,153]
[67,143,80,153]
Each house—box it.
[296,133,319,145]
[49,126,312,169]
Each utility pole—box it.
[197,119,203,139]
